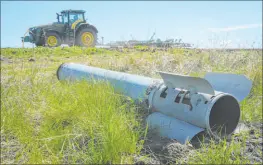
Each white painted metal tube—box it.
[148,84,240,138]
[56,63,250,143]
[57,63,161,99]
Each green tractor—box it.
[22,9,98,47]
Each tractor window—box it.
[62,14,69,24]
[69,13,84,24]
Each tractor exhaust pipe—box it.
[57,63,252,144]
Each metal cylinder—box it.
[57,63,243,143]
[148,84,240,138]
[57,63,161,99]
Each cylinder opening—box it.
[209,95,240,136]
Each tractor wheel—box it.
[45,32,61,47]
[76,28,97,47]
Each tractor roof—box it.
[61,9,86,14]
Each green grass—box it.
[1,63,144,164]
[185,134,251,164]
[1,47,262,164]
[184,128,262,164]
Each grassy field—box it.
[1,46,262,164]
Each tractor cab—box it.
[57,10,86,29]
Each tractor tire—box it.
[45,32,62,47]
[76,28,97,47]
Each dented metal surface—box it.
[57,63,252,144]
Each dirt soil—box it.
[137,122,263,164]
